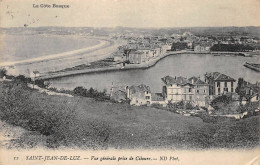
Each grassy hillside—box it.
[0,80,259,149]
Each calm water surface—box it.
[49,54,260,93]
[0,34,99,62]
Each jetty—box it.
[244,62,260,72]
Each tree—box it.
[171,42,188,51]
[0,68,7,78]
[235,78,246,104]
[88,87,95,97]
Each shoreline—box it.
[38,51,184,80]
[0,37,111,67]
[37,50,257,80]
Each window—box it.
[145,96,150,100]
[189,95,192,100]
[224,82,227,87]
[224,88,228,92]
[189,88,192,93]
[218,88,220,95]
[231,88,234,92]
[246,89,249,94]
[197,90,199,94]
[231,81,233,87]
[217,82,220,87]
[204,90,206,93]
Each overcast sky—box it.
[1,0,260,28]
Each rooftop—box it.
[205,72,236,81]
[188,76,208,85]
[129,84,151,93]
[161,75,191,86]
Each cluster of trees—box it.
[73,86,109,100]
[171,42,188,51]
[210,44,255,52]
[210,95,232,111]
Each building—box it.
[243,82,260,103]
[127,84,151,106]
[205,72,236,96]
[151,93,166,106]
[128,50,146,64]
[161,75,209,106]
[161,44,171,54]
[112,51,125,62]
[110,86,127,102]
[194,44,210,52]
[138,47,154,60]
[188,76,209,106]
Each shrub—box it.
[73,86,87,96]
[35,79,49,88]
[167,101,177,112]
[15,75,31,83]
[151,103,164,109]
[210,95,232,110]
[186,101,194,110]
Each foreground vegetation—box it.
[0,80,259,149]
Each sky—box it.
[1,0,260,28]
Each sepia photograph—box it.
[0,0,259,165]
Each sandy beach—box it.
[1,36,124,76]
[0,39,108,67]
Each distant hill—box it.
[1,26,260,38]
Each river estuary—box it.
[48,53,260,93]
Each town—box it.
[109,30,260,68]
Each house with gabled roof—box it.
[161,75,209,106]
[127,84,151,106]
[188,76,209,106]
[162,75,203,106]
[110,86,127,102]
[205,72,236,96]
[242,81,260,103]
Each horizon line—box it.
[1,25,260,29]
